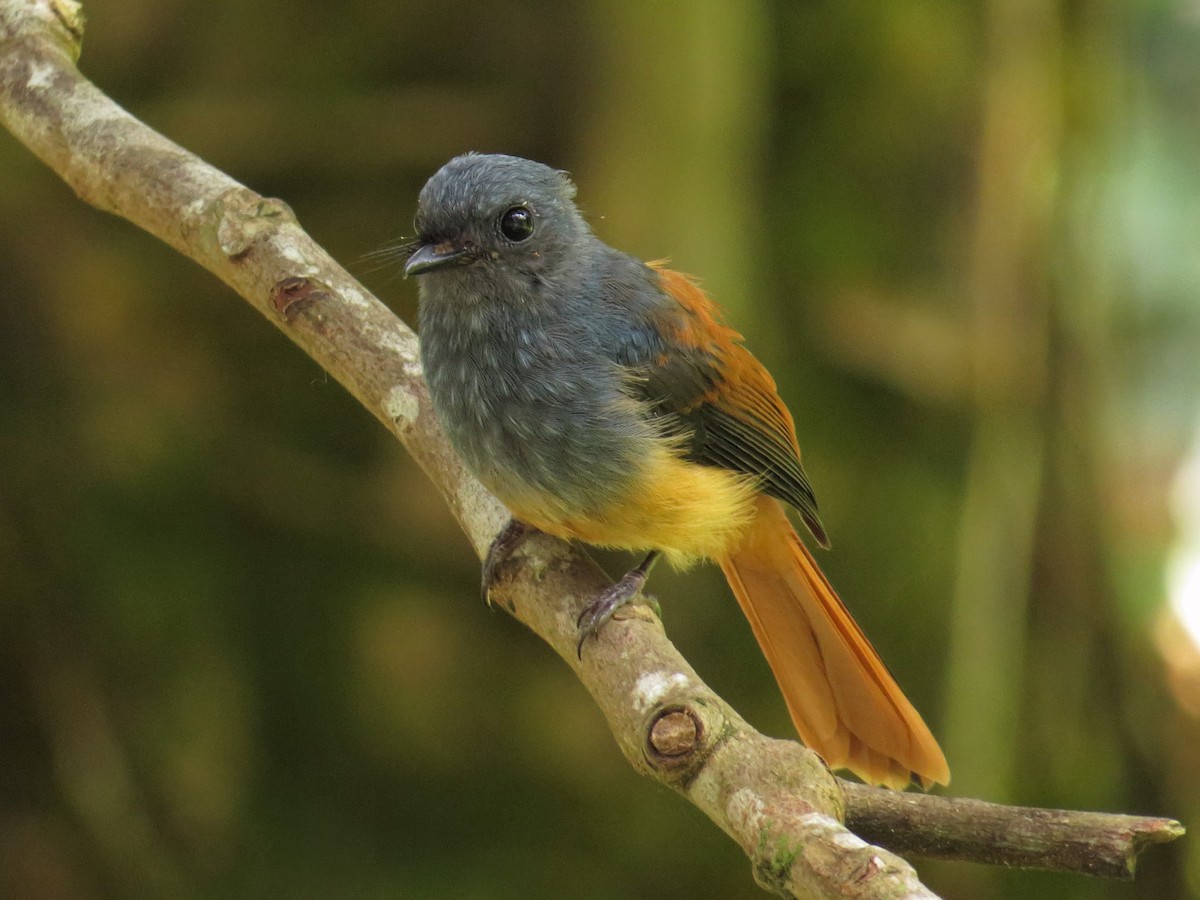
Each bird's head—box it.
[405,153,587,289]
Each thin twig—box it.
[843,783,1185,880]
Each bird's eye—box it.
[499,205,535,242]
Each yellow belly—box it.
[503,443,758,568]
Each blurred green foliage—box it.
[1,1,1198,897]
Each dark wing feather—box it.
[614,263,829,547]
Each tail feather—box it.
[719,496,949,789]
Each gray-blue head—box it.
[404,153,590,289]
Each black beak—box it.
[404,241,472,277]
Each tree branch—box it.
[843,783,1185,880]
[0,2,1182,897]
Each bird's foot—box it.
[481,518,533,605]
[576,551,660,658]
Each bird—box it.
[402,152,949,789]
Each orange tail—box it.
[719,495,949,789]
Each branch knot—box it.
[648,706,702,762]
[216,189,296,259]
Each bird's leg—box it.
[481,517,535,605]
[576,551,661,658]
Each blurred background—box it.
[1,0,1198,897]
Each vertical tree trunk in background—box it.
[574,0,770,328]
[942,0,1059,818]
[1025,9,1193,898]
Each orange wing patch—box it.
[649,263,803,461]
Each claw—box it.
[576,551,660,658]
[481,518,531,605]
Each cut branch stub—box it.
[648,705,702,761]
